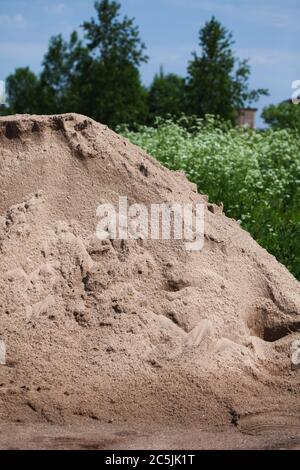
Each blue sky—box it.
[0,0,299,126]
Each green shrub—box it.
[121,117,300,280]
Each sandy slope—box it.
[0,114,299,436]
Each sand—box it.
[1,420,300,450]
[0,113,299,448]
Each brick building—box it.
[236,108,257,129]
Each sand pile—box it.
[0,113,299,427]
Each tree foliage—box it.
[39,31,91,114]
[80,0,149,127]
[147,67,186,123]
[4,8,267,128]
[186,17,268,121]
[5,0,148,128]
[6,67,41,114]
[82,0,148,66]
[262,102,300,131]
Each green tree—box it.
[4,1,149,128]
[6,67,41,114]
[81,0,149,127]
[186,17,268,121]
[39,31,91,114]
[148,67,186,123]
[83,0,147,65]
[262,101,300,131]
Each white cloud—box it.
[0,14,25,26]
[45,3,66,15]
[237,47,300,66]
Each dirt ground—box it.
[0,413,300,450]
